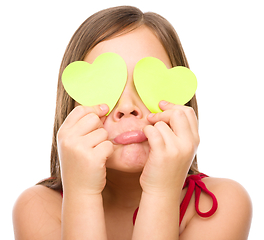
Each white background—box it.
[1,0,263,239]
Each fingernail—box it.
[99,104,108,112]
[148,113,155,118]
[160,100,168,106]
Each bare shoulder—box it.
[202,176,252,201]
[13,185,62,239]
[202,177,252,215]
[180,176,252,240]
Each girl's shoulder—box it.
[201,176,252,209]
[13,185,61,239]
[181,175,252,239]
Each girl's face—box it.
[83,26,172,173]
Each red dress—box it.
[60,173,218,226]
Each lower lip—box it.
[113,130,147,145]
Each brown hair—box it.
[38,6,199,191]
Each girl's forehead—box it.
[84,26,172,71]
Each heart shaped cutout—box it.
[134,57,197,113]
[61,52,127,114]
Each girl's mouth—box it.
[113,130,147,145]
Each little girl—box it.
[13,6,252,240]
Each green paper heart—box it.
[134,57,197,113]
[61,52,127,114]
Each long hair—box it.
[38,6,199,191]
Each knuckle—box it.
[186,106,195,115]
[74,105,87,115]
[185,140,196,153]
[184,106,198,120]
[57,128,75,149]
[57,126,66,142]
[59,135,74,149]
[87,113,102,126]
[173,109,184,118]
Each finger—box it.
[160,101,198,133]
[94,140,114,161]
[179,107,199,142]
[160,101,198,132]
[63,104,109,129]
[143,124,166,153]
[152,121,178,148]
[72,112,104,136]
[148,108,192,139]
[149,103,198,137]
[169,109,194,140]
[82,128,108,148]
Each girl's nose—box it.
[112,88,143,121]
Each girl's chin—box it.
[106,143,149,172]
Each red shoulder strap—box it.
[180,173,218,225]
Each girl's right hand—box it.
[57,104,114,196]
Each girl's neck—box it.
[102,168,142,209]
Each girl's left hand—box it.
[140,101,200,196]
